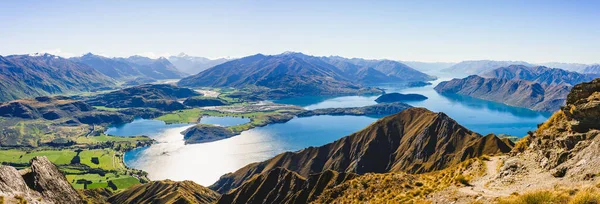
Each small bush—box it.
[498,190,569,204]
[569,188,600,204]
[454,175,470,186]
[513,135,531,153]
[13,195,26,204]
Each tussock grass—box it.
[569,188,600,204]
[536,110,566,135]
[512,135,531,153]
[497,187,600,204]
[315,158,485,203]
[497,190,569,204]
[454,175,471,186]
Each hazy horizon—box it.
[1,1,599,64]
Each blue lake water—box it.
[114,73,551,186]
[117,116,376,185]
[275,78,551,137]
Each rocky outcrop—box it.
[519,78,600,179]
[217,168,356,204]
[435,75,570,112]
[182,125,235,144]
[0,156,84,204]
[375,93,427,103]
[210,108,511,193]
[108,180,220,204]
[296,102,412,117]
[562,78,600,132]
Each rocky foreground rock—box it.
[521,78,600,178]
[0,156,83,204]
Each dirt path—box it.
[458,156,511,198]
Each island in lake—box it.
[375,93,428,103]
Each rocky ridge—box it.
[210,107,511,193]
[0,156,84,204]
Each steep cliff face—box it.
[521,78,600,176]
[0,156,84,204]
[217,168,356,204]
[210,107,511,193]
[108,180,220,204]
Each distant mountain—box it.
[400,61,456,72]
[0,54,115,102]
[539,62,590,73]
[210,107,511,193]
[441,60,534,76]
[482,65,595,86]
[322,56,436,83]
[70,53,143,79]
[108,180,220,204]
[71,54,187,80]
[178,53,384,97]
[434,75,570,112]
[583,64,600,74]
[168,53,230,75]
[178,52,433,98]
[115,55,187,79]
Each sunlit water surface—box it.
[110,116,377,185]
[111,72,551,186]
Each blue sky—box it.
[0,0,599,63]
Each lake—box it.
[112,116,377,186]
[112,75,551,186]
[276,77,551,137]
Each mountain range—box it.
[178,52,435,98]
[481,65,596,86]
[168,53,231,75]
[0,54,115,102]
[435,65,597,112]
[71,53,187,80]
[583,64,600,74]
[440,60,534,76]
[435,75,570,112]
[400,61,457,72]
